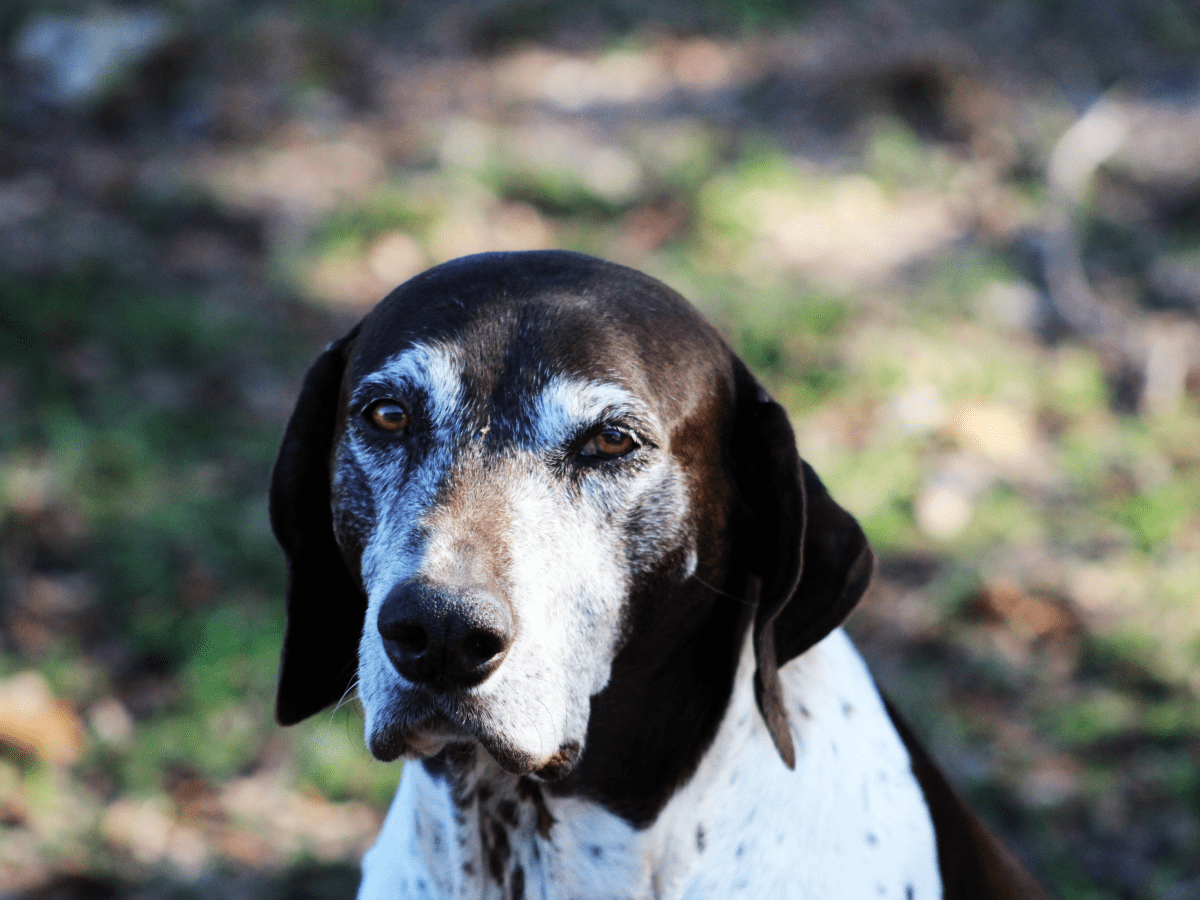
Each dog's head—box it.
[271,250,871,782]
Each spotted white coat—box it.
[358,628,941,900]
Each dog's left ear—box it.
[731,359,873,769]
[270,328,364,726]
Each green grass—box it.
[0,269,307,796]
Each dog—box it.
[270,250,1051,899]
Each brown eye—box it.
[581,426,636,458]
[365,400,409,433]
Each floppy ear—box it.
[731,360,873,768]
[270,328,365,726]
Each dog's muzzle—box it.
[377,581,514,690]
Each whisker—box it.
[689,574,755,606]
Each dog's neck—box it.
[549,577,751,826]
[358,630,942,900]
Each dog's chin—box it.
[367,718,583,780]
[367,718,466,763]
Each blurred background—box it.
[1,0,1199,897]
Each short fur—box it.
[270,250,1051,899]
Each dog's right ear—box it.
[270,328,364,726]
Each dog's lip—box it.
[367,688,578,777]
[368,713,470,762]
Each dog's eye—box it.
[580,426,636,459]
[364,399,410,433]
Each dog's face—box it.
[334,264,734,776]
[272,251,871,790]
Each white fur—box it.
[351,343,469,748]
[358,629,942,899]
[532,376,655,447]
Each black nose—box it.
[377,582,514,689]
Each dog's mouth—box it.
[366,686,584,780]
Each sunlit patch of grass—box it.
[310,186,433,255]
[292,712,402,806]
[697,148,819,244]
[958,483,1047,550]
[821,442,922,534]
[858,497,919,553]
[1113,481,1193,555]
[1040,690,1140,748]
[1042,345,1110,420]
[913,249,1028,321]
[865,118,960,194]
[629,122,722,195]
[0,267,310,791]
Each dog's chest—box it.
[360,756,647,900]
[358,631,941,900]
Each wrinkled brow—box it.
[353,343,464,431]
[532,377,660,447]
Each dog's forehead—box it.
[346,251,731,413]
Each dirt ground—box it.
[2,1,1200,897]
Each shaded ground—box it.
[2,1,1200,897]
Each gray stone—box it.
[14,10,174,106]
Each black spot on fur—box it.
[483,818,509,884]
[867,832,878,846]
[696,824,706,853]
[498,799,518,826]
[589,845,603,859]
[906,886,915,900]
[511,864,525,900]
[736,843,745,858]
[517,777,556,838]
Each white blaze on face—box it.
[349,349,692,771]
[349,342,466,748]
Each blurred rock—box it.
[366,231,427,286]
[721,173,962,287]
[428,199,553,263]
[977,280,1043,333]
[0,672,85,767]
[490,201,552,250]
[219,772,379,862]
[14,11,174,107]
[950,400,1036,466]
[302,253,385,311]
[498,47,672,111]
[914,452,994,540]
[102,796,209,875]
[889,383,946,435]
[504,124,645,206]
[1139,318,1200,415]
[202,137,385,218]
[438,118,496,171]
[914,482,974,540]
[86,697,134,748]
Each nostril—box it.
[392,623,428,654]
[462,628,505,662]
